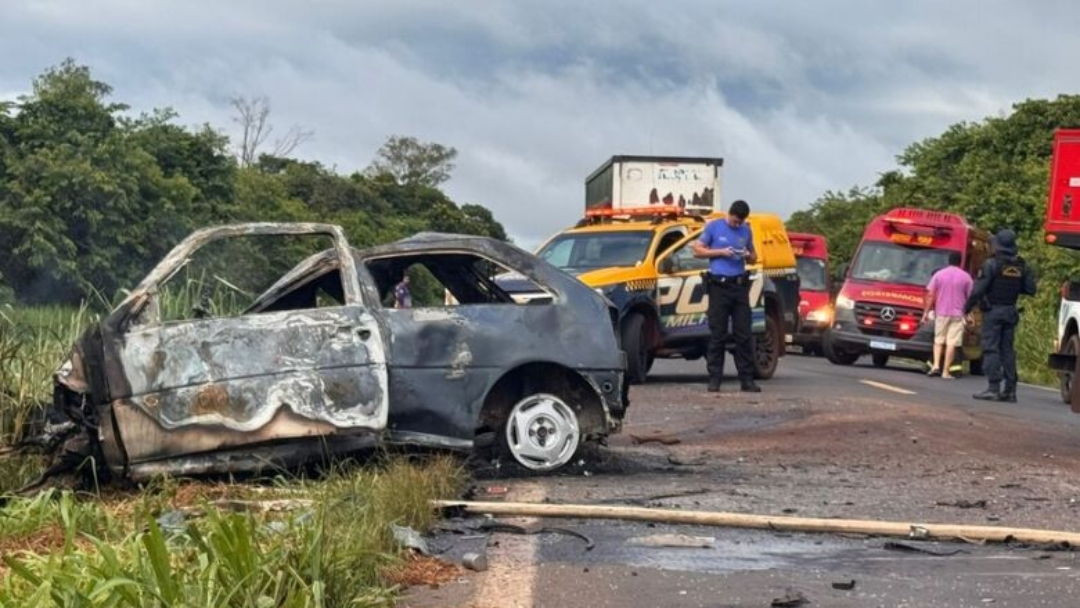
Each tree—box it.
[366,135,457,187]
[230,95,313,168]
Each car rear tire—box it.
[501,392,581,472]
[823,330,860,366]
[1060,335,1079,404]
[623,312,650,385]
[871,353,889,368]
[753,313,781,379]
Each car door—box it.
[98,225,388,466]
[654,232,713,340]
[655,231,767,341]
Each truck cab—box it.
[825,207,991,370]
[787,232,832,355]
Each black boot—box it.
[973,387,1000,401]
[707,377,722,393]
[996,388,1017,403]
[740,380,762,393]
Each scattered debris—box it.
[630,432,682,446]
[461,552,488,572]
[477,520,595,551]
[935,499,988,509]
[382,553,463,588]
[392,524,431,556]
[883,541,968,556]
[155,510,187,533]
[831,580,856,590]
[627,534,715,548]
[667,454,707,466]
[771,587,808,607]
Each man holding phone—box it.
[692,200,760,393]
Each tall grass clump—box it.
[0,455,467,607]
[0,304,96,445]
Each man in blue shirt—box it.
[692,199,760,393]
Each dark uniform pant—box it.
[981,305,1019,391]
[707,279,755,382]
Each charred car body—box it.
[48,223,627,481]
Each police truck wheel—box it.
[623,312,650,385]
[871,353,889,368]
[752,313,781,380]
[1060,335,1079,404]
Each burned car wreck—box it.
[45,223,628,482]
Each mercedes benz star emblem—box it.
[880,307,897,322]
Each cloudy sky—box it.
[1,0,1076,249]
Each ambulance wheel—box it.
[871,353,889,368]
[823,330,860,366]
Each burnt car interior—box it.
[129,234,347,326]
[249,249,552,312]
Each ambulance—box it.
[787,232,832,355]
[824,208,992,370]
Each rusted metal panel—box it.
[117,308,385,431]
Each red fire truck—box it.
[824,208,992,370]
[788,232,831,355]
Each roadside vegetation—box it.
[0,457,465,607]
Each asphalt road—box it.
[403,353,1080,608]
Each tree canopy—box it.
[0,60,507,305]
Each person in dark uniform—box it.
[692,199,760,393]
[964,229,1037,403]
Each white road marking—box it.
[473,481,544,608]
[1020,382,1057,393]
[860,379,917,395]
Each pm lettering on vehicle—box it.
[658,275,708,316]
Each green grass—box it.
[0,455,466,608]
[0,304,96,444]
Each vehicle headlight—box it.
[807,307,833,324]
[835,295,854,310]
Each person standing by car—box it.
[394,274,412,308]
[964,229,1037,403]
[692,200,760,393]
[921,250,973,379]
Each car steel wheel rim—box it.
[505,394,580,471]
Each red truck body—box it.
[1044,129,1080,249]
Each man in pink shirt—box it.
[921,251,973,379]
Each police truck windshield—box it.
[536,231,653,271]
[850,242,952,286]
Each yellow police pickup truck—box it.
[495,156,800,383]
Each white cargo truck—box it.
[584,156,723,217]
